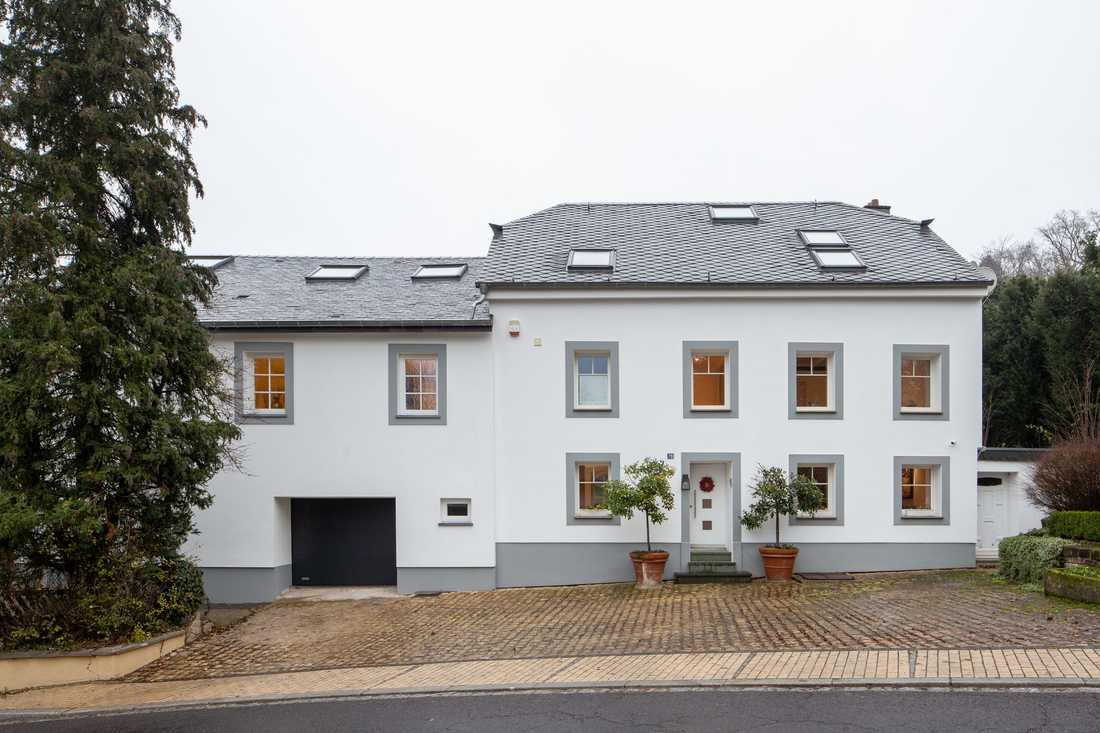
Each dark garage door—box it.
[291,498,396,586]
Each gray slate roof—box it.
[197,256,489,329]
[978,447,1048,462]
[480,202,992,288]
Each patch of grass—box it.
[1057,564,1100,579]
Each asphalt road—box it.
[7,688,1100,732]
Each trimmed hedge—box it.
[998,535,1072,585]
[1046,511,1100,542]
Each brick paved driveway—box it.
[131,570,1100,682]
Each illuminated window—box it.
[901,464,937,516]
[691,353,728,409]
[576,462,611,514]
[398,354,439,416]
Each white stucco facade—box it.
[186,331,497,600]
[490,288,985,580]
[188,285,1001,601]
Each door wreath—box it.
[699,476,715,493]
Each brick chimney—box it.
[864,198,891,214]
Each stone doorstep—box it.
[674,573,752,584]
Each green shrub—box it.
[1046,511,1100,542]
[998,535,1072,584]
[1,556,206,651]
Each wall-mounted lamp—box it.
[681,474,690,491]
[507,319,520,337]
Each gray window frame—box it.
[788,342,844,420]
[439,498,472,526]
[893,344,950,421]
[893,455,951,525]
[565,341,620,418]
[788,454,845,525]
[234,341,294,425]
[565,452,621,525]
[682,341,739,419]
[388,343,447,426]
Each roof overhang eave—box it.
[201,318,492,332]
[475,279,996,291]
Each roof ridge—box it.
[201,254,487,261]
[549,201,850,207]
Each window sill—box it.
[573,406,613,412]
[691,406,731,412]
[900,513,943,520]
[438,521,473,527]
[573,513,614,520]
[795,407,835,413]
[796,513,837,520]
[395,413,441,419]
[900,408,942,414]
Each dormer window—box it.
[413,264,467,279]
[189,256,233,269]
[568,249,614,270]
[305,265,368,281]
[709,205,758,222]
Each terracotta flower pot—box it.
[629,550,669,589]
[758,546,799,581]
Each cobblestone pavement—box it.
[129,570,1100,682]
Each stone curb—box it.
[4,676,1100,720]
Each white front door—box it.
[977,480,1007,557]
[689,462,728,547]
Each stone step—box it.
[674,571,752,585]
[690,551,732,564]
[687,561,740,575]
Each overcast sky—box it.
[174,0,1100,261]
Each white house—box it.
[185,201,1044,603]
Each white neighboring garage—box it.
[976,448,1048,560]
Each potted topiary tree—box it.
[603,458,677,588]
[740,465,825,580]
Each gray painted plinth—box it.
[201,565,292,604]
[496,543,682,588]
[397,567,496,594]
[738,542,975,577]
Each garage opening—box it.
[291,498,396,586]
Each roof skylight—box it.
[305,264,368,281]
[413,263,468,279]
[568,249,614,270]
[189,256,233,269]
[799,230,846,247]
[811,250,864,269]
[709,205,758,221]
